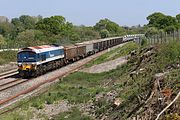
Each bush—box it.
[0,51,17,65]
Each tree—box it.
[147,12,178,31]
[72,26,100,41]
[176,14,180,23]
[11,15,40,37]
[0,22,15,38]
[19,15,37,29]
[145,27,159,37]
[0,34,6,45]
[94,18,125,37]
[16,30,45,46]
[165,25,176,33]
[35,16,73,35]
[147,12,166,28]
[100,29,109,38]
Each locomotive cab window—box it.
[18,51,37,62]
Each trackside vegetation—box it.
[0,51,17,65]
[85,41,139,67]
[1,40,179,120]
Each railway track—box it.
[0,43,127,115]
[0,69,18,80]
[0,78,27,92]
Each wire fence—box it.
[146,30,180,44]
[0,43,25,52]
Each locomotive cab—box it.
[17,50,38,77]
[17,45,64,78]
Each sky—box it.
[0,0,180,26]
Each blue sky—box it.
[0,0,180,26]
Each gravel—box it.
[30,100,72,120]
[81,56,128,73]
[0,62,17,73]
[0,43,127,108]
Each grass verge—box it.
[0,51,17,65]
[85,41,139,67]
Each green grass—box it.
[0,51,17,65]
[1,40,179,120]
[1,62,130,120]
[53,107,93,120]
[86,41,139,67]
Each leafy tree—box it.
[72,26,100,41]
[11,15,40,37]
[165,25,176,33]
[147,12,179,31]
[176,14,180,23]
[0,34,6,45]
[11,18,25,34]
[19,15,37,29]
[35,16,73,35]
[147,12,166,28]
[0,22,15,39]
[145,27,159,37]
[16,30,45,46]
[100,29,109,38]
[94,18,125,37]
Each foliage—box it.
[94,18,126,38]
[11,15,41,37]
[72,26,100,41]
[86,42,139,67]
[126,25,146,35]
[1,41,179,120]
[0,51,17,65]
[36,16,73,36]
[100,29,109,38]
[147,12,180,33]
[145,27,159,37]
[53,107,93,120]
[0,22,15,39]
[16,29,46,46]
[0,34,6,45]
[176,14,180,23]
[156,40,180,69]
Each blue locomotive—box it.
[17,45,64,77]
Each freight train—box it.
[17,35,139,78]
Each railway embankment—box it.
[0,51,17,66]
[1,41,179,120]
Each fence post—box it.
[153,35,155,44]
[165,32,167,43]
[161,32,163,43]
[178,29,180,41]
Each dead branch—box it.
[155,91,180,120]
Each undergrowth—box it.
[86,41,139,67]
[0,51,17,65]
[1,40,179,120]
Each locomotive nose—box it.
[22,64,32,71]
